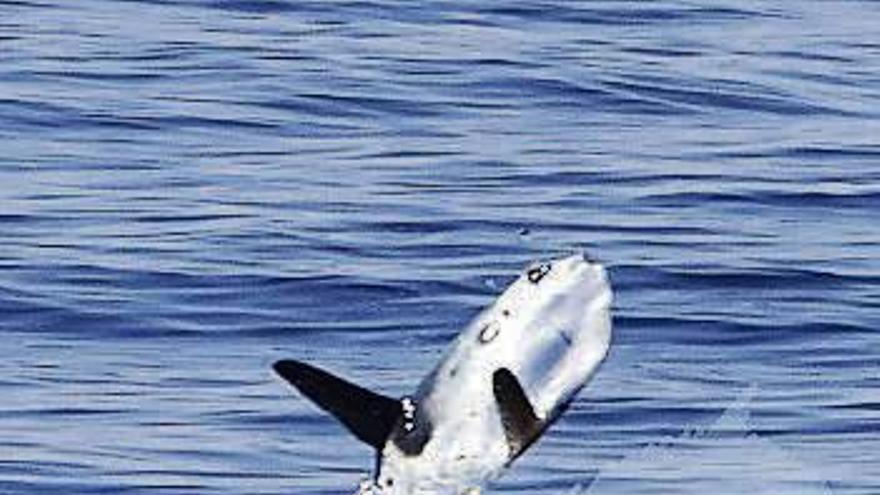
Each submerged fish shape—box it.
[274,253,613,494]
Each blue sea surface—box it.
[1,1,878,494]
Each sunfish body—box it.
[273,253,613,494]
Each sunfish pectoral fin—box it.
[492,368,546,462]
[273,359,402,451]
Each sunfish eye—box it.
[527,263,552,284]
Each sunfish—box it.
[273,253,613,494]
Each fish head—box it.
[494,252,612,346]
[477,252,614,417]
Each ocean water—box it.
[1,1,878,494]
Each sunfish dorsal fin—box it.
[273,359,402,451]
[492,368,545,462]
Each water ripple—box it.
[1,0,878,494]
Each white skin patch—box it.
[372,253,613,495]
[402,397,416,432]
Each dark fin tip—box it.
[273,358,402,451]
[492,368,545,462]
